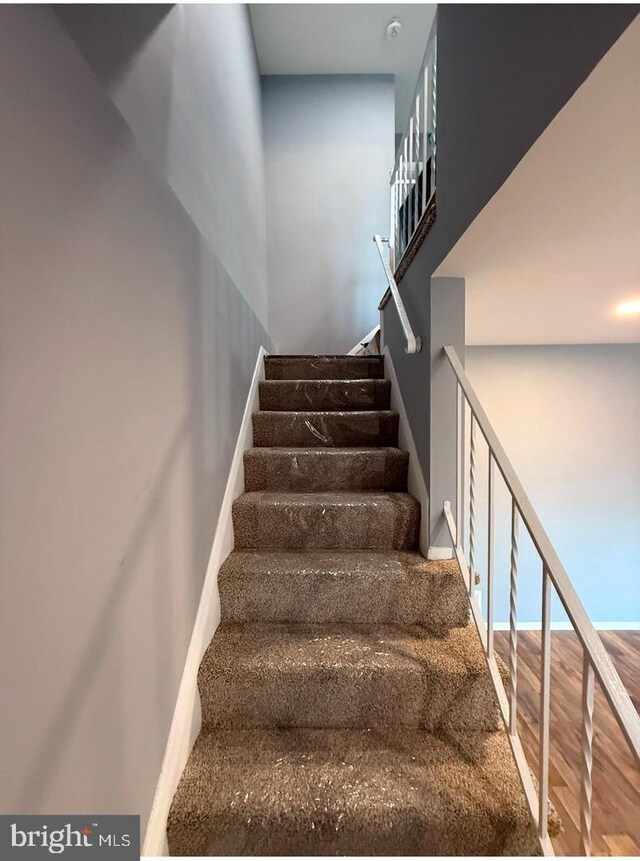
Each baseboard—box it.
[493,621,640,631]
[142,345,268,857]
[427,546,454,561]
[347,324,380,355]
[383,346,430,556]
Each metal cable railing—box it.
[443,344,640,856]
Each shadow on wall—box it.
[55,3,269,333]
[12,219,268,818]
[54,4,174,87]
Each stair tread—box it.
[235,489,417,503]
[168,726,539,856]
[261,377,387,382]
[202,620,492,676]
[267,354,382,358]
[255,409,397,415]
[245,445,405,453]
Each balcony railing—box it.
[390,14,437,269]
[443,344,640,856]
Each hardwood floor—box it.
[494,631,640,856]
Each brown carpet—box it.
[167,354,541,855]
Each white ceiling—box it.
[249,4,437,133]
[436,15,640,346]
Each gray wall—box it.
[262,75,395,353]
[0,5,269,828]
[55,3,268,328]
[383,5,638,478]
[466,345,640,625]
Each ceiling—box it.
[249,4,437,133]
[436,15,640,346]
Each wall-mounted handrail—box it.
[373,234,421,354]
[443,343,640,855]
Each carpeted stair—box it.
[168,354,541,856]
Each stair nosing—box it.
[259,378,389,385]
[253,409,397,415]
[244,445,407,453]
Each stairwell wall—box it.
[262,74,395,353]
[0,4,269,833]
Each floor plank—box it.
[494,631,640,856]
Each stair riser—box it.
[252,411,398,447]
[243,449,408,492]
[169,807,531,857]
[232,496,420,550]
[220,569,468,630]
[265,355,384,380]
[259,380,391,411]
[199,651,501,732]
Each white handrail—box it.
[373,234,421,354]
[443,343,640,855]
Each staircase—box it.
[167,354,540,856]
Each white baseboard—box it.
[493,621,640,631]
[347,324,380,355]
[384,346,430,556]
[142,345,268,857]
[427,546,454,561]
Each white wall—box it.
[0,5,269,829]
[465,345,640,626]
[262,75,394,353]
[56,4,268,328]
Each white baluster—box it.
[456,384,464,551]
[539,566,551,839]
[580,654,595,856]
[487,453,495,659]
[460,391,465,553]
[509,499,519,736]
[468,415,477,595]
[413,94,420,231]
[402,137,409,250]
[422,63,429,212]
[431,40,437,192]
[407,117,414,240]
[390,168,398,267]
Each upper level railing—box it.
[372,234,421,353]
[390,14,437,269]
[443,344,640,856]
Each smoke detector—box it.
[386,19,402,41]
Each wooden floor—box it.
[494,631,640,856]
